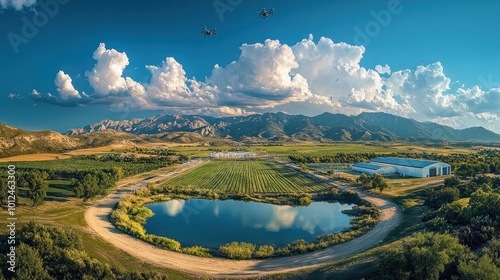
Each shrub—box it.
[130,207,154,224]
[149,235,181,251]
[299,195,312,206]
[181,246,212,257]
[219,242,256,260]
[254,245,275,258]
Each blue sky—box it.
[1,0,499,133]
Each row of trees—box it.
[75,153,189,166]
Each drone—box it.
[201,26,218,37]
[258,8,275,19]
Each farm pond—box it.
[143,199,354,248]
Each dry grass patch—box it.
[0,153,71,162]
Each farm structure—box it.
[352,157,451,178]
[209,151,259,159]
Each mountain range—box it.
[66,112,500,142]
[2,112,499,157]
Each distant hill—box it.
[0,123,80,157]
[0,123,226,158]
[67,112,500,142]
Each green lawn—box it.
[46,179,74,202]
[164,160,331,194]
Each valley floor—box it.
[85,160,402,278]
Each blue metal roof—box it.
[352,162,385,170]
[371,157,438,168]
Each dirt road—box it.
[85,161,402,278]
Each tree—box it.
[425,187,460,209]
[16,243,51,280]
[371,174,389,193]
[26,171,49,206]
[444,176,461,188]
[356,173,372,188]
[458,255,500,280]
[111,166,124,181]
[0,177,8,205]
[72,173,100,201]
[96,171,115,194]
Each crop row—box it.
[164,161,330,194]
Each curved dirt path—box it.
[85,161,402,278]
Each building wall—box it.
[393,166,426,178]
[393,163,452,178]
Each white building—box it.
[353,157,451,178]
[209,151,258,159]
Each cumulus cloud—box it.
[87,43,131,95]
[0,0,37,10]
[291,36,408,115]
[209,39,312,108]
[55,71,82,100]
[145,57,216,108]
[30,37,500,132]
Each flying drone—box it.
[258,8,275,19]
[201,26,218,37]
[202,8,276,37]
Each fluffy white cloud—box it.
[145,57,216,108]
[291,36,408,115]
[0,0,36,10]
[87,43,131,95]
[55,71,81,100]
[385,62,462,117]
[456,86,500,113]
[209,39,312,108]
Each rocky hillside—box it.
[0,124,80,157]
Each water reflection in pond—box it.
[144,199,353,248]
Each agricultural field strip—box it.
[163,161,330,194]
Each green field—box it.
[164,161,331,194]
[10,158,171,177]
